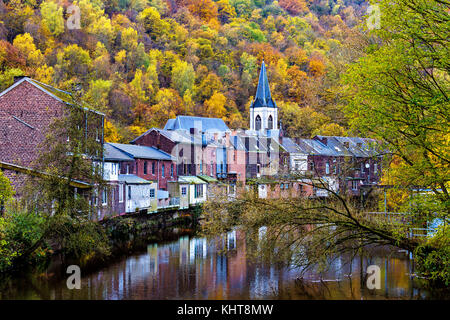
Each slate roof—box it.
[118,174,153,184]
[104,143,133,161]
[163,115,230,132]
[251,61,277,109]
[281,137,303,153]
[281,136,381,157]
[109,143,174,161]
[131,128,203,145]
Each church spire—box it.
[251,60,276,108]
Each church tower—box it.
[249,61,278,136]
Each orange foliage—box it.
[184,0,219,23]
[279,0,309,16]
[308,56,326,77]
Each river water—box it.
[0,229,445,300]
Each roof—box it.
[237,134,268,153]
[0,77,104,116]
[251,61,276,109]
[118,174,153,184]
[229,135,246,151]
[104,143,133,161]
[282,136,382,157]
[318,136,380,157]
[197,175,218,183]
[131,128,203,145]
[109,143,174,161]
[163,116,230,132]
[281,137,303,153]
[178,176,206,184]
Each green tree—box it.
[343,0,449,206]
[40,0,65,36]
[171,60,195,97]
[0,171,14,215]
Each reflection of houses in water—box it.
[250,266,279,299]
[148,243,158,274]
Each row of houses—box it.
[0,62,385,220]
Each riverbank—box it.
[0,206,201,278]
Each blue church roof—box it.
[163,115,230,133]
[251,61,276,109]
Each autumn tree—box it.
[278,0,308,16]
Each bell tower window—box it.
[255,115,261,131]
[268,115,273,130]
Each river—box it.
[0,228,445,300]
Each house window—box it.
[181,187,187,196]
[144,162,148,175]
[128,186,131,200]
[135,162,138,174]
[200,163,203,174]
[309,161,315,171]
[102,188,107,205]
[285,183,289,189]
[111,188,115,204]
[126,164,130,174]
[149,189,155,198]
[119,184,123,202]
[352,180,358,190]
[171,164,174,177]
[257,164,260,174]
[195,184,203,198]
[280,183,284,189]
[162,164,165,177]
[255,115,261,130]
[326,162,330,174]
[268,115,273,130]
[152,162,155,174]
[96,129,100,142]
[374,163,378,173]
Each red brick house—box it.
[0,77,104,195]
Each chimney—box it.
[225,132,230,147]
[314,136,327,145]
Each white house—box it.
[177,176,207,205]
[119,174,157,213]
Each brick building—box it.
[0,77,104,195]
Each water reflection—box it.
[0,229,442,300]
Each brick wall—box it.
[0,81,65,168]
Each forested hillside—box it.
[0,0,369,142]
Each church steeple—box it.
[249,60,278,133]
[251,60,276,109]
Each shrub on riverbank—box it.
[0,209,49,272]
[415,225,450,286]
